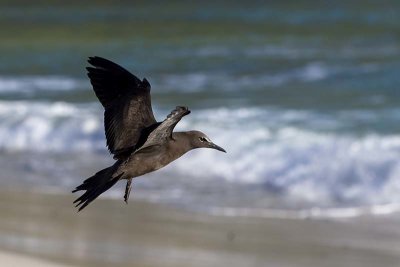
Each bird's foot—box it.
[124,179,132,204]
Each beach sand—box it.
[0,189,399,267]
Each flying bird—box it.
[73,57,226,211]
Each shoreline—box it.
[10,185,400,221]
[0,189,399,267]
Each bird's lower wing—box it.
[135,106,190,152]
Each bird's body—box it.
[73,57,225,211]
[115,132,197,179]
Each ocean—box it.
[0,1,399,218]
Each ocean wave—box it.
[245,44,400,60]
[169,126,400,208]
[154,71,306,92]
[0,63,382,99]
[0,101,104,151]
[170,108,400,208]
[0,76,85,94]
[2,101,400,209]
[153,62,380,92]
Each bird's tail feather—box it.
[72,165,122,211]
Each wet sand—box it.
[0,250,74,267]
[0,189,399,267]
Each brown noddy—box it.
[72,57,226,211]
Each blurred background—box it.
[0,1,399,266]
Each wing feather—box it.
[87,56,157,159]
[135,106,190,152]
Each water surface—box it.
[0,1,400,216]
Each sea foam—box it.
[1,101,400,210]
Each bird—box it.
[72,56,226,211]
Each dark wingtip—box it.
[182,106,191,115]
[87,56,96,64]
[142,78,151,90]
[167,106,190,119]
[87,56,111,68]
[175,106,190,113]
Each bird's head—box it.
[188,131,226,153]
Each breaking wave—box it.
[1,101,400,210]
[0,101,104,151]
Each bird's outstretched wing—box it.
[87,56,158,159]
[135,106,190,153]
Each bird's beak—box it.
[210,142,226,153]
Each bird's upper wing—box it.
[135,106,190,153]
[87,56,157,159]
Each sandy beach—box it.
[0,189,399,267]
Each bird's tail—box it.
[72,163,122,211]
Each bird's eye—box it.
[199,137,207,142]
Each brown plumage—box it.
[73,57,226,211]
